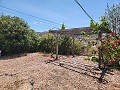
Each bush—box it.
[39,34,83,55]
[98,32,120,67]
[0,15,40,55]
[39,34,56,53]
[59,35,72,55]
[59,35,83,55]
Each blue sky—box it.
[0,0,119,32]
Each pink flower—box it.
[111,59,115,63]
[108,60,112,63]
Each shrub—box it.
[39,34,83,55]
[98,32,120,66]
[0,15,40,55]
[39,34,56,53]
[59,35,72,55]
[85,56,99,62]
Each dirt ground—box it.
[0,53,120,90]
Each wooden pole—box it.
[54,33,60,60]
[56,36,59,60]
[72,36,75,57]
[98,31,102,69]
[0,50,1,56]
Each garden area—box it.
[0,2,120,90]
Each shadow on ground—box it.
[46,59,114,84]
[0,53,27,60]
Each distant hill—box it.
[36,31,49,36]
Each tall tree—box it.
[105,3,120,34]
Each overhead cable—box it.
[74,0,95,22]
[0,5,62,26]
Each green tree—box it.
[0,15,40,55]
[90,16,109,33]
[61,23,66,30]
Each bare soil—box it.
[0,53,120,90]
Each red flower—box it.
[111,44,116,49]
[108,59,115,63]
[97,46,101,49]
[114,40,120,43]
[111,59,115,63]
[103,47,108,51]
[111,32,115,35]
[115,56,120,59]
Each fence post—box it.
[0,50,1,56]
[54,33,60,60]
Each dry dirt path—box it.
[0,53,120,90]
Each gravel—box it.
[0,53,119,90]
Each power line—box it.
[74,0,95,22]
[0,5,63,26]
[0,8,64,31]
[0,8,58,27]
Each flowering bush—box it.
[98,32,120,66]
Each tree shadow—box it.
[46,59,113,84]
[0,53,27,60]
